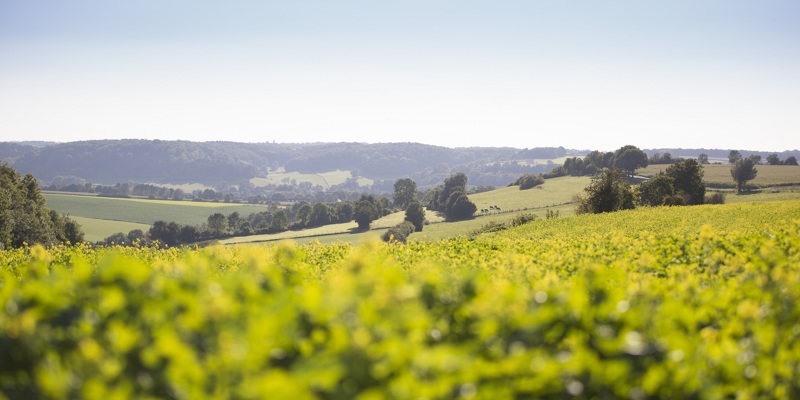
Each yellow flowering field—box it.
[1,201,799,399]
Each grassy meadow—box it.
[3,199,799,398]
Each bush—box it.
[705,192,726,204]
[511,174,545,190]
[382,221,416,243]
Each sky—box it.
[0,1,798,152]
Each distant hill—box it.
[4,140,796,191]
[0,140,573,189]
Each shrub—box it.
[705,192,725,204]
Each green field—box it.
[70,217,152,243]
[3,200,799,398]
[638,163,800,187]
[44,193,270,227]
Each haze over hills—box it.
[1,140,798,191]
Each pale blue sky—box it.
[1,1,798,151]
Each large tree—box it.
[785,156,798,166]
[613,145,648,176]
[636,174,675,207]
[392,178,417,210]
[576,169,635,214]
[664,159,706,205]
[731,158,758,193]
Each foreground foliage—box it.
[1,201,799,399]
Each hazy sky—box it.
[1,1,798,151]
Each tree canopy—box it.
[613,145,648,176]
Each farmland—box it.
[2,200,799,398]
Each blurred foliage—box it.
[1,200,800,399]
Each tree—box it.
[576,169,635,214]
[636,174,675,207]
[335,202,354,222]
[785,156,798,166]
[353,195,380,230]
[295,204,312,227]
[308,203,333,227]
[613,145,648,176]
[748,155,762,165]
[766,154,782,165]
[404,201,426,232]
[227,212,242,231]
[731,158,758,193]
[392,178,417,210]
[664,159,706,205]
[444,188,477,220]
[441,173,469,206]
[207,213,227,236]
[697,153,709,164]
[178,225,199,243]
[127,229,145,245]
[148,220,180,247]
[270,210,288,231]
[728,150,742,164]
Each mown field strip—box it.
[45,193,269,226]
[69,216,152,243]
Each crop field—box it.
[638,164,800,187]
[44,193,269,227]
[2,200,798,398]
[251,169,374,189]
